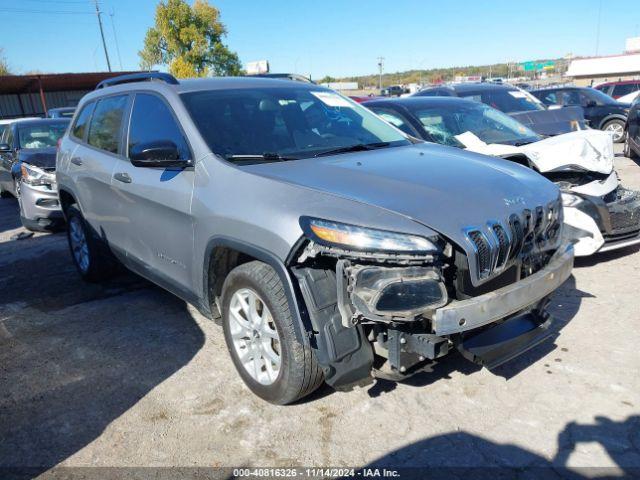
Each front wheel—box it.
[221,261,323,404]
[602,119,626,143]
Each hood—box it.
[243,143,559,246]
[17,148,57,170]
[456,129,614,175]
[510,106,586,136]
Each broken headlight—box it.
[351,265,447,318]
[20,163,56,186]
[301,217,438,253]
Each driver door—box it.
[109,92,196,292]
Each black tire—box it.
[221,261,323,404]
[624,135,639,159]
[0,184,10,198]
[65,204,117,282]
[602,119,626,143]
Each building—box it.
[566,53,640,86]
[0,71,138,119]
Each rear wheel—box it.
[221,261,323,404]
[66,205,117,282]
[602,119,626,143]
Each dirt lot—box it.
[1,148,640,477]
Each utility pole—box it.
[94,0,112,72]
[377,57,384,91]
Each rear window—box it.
[87,95,128,154]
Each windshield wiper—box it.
[224,152,299,163]
[314,142,391,158]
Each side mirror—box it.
[584,100,597,108]
[129,140,190,168]
[0,143,11,152]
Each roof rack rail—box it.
[96,72,179,89]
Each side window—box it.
[87,95,128,154]
[71,101,95,140]
[561,90,581,106]
[370,107,418,137]
[540,91,558,105]
[128,93,190,160]
[612,84,636,97]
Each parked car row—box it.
[1,73,637,405]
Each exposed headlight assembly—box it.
[301,217,438,253]
[350,265,448,319]
[21,163,56,186]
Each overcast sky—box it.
[2,0,639,78]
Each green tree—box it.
[0,48,11,75]
[139,0,242,78]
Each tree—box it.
[139,0,242,78]
[0,48,11,75]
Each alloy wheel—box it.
[69,216,90,273]
[605,122,624,142]
[228,288,281,385]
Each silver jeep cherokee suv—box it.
[57,73,574,404]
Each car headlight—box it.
[301,217,439,253]
[21,163,56,186]
[561,192,583,208]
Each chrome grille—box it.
[492,224,509,268]
[465,199,562,283]
[467,230,492,278]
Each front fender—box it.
[201,236,312,346]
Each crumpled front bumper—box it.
[564,187,640,256]
[431,243,574,336]
[19,181,63,228]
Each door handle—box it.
[113,172,132,184]
[71,157,83,166]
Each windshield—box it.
[181,87,410,161]
[409,101,541,147]
[18,121,69,149]
[461,89,545,113]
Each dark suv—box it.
[531,87,630,142]
[625,94,640,159]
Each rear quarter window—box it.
[71,102,95,141]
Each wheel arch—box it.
[58,188,77,217]
[202,236,311,345]
[598,114,627,130]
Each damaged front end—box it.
[290,212,573,391]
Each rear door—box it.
[70,94,130,243]
[109,92,195,291]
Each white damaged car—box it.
[365,96,640,256]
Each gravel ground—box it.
[1,147,639,478]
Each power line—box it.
[0,7,94,14]
[109,9,123,71]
